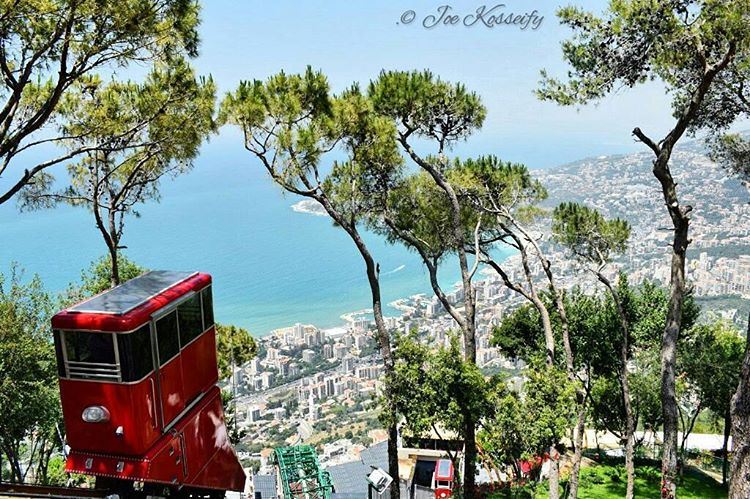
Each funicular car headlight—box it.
[82,405,110,423]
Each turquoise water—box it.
[0,135,497,335]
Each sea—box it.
[0,135,506,335]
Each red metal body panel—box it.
[51,273,212,333]
[180,329,219,405]
[158,355,186,426]
[59,374,160,456]
[65,387,245,492]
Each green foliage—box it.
[490,461,725,498]
[478,387,526,469]
[378,171,460,260]
[242,458,261,474]
[453,156,548,223]
[552,202,631,265]
[492,280,699,436]
[374,155,547,278]
[22,59,216,270]
[220,68,403,227]
[45,455,88,487]
[679,321,745,416]
[221,388,246,445]
[387,333,494,437]
[0,0,202,204]
[520,364,577,456]
[538,0,750,128]
[431,336,496,436]
[629,348,663,432]
[368,70,486,148]
[390,334,576,476]
[0,268,59,483]
[480,365,577,482]
[365,72,504,274]
[216,324,258,380]
[708,133,750,182]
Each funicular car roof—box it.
[52,270,210,332]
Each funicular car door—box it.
[153,307,186,427]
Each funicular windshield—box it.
[54,325,153,382]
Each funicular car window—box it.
[53,330,66,377]
[117,324,154,382]
[63,330,118,380]
[178,294,203,346]
[201,286,214,329]
[156,311,180,365]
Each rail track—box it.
[0,483,108,499]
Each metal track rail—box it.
[0,483,108,499]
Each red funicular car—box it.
[431,459,454,499]
[52,271,246,498]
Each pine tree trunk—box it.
[108,210,120,287]
[660,235,687,499]
[109,246,120,287]
[397,146,479,498]
[624,390,636,499]
[729,313,750,498]
[388,423,400,499]
[598,274,636,499]
[636,135,690,499]
[359,232,401,499]
[568,403,587,499]
[548,446,560,499]
[437,171,479,499]
[723,409,731,486]
[530,294,555,367]
[631,51,735,496]
[314,195,401,499]
[464,423,477,498]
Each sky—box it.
[187,0,680,168]
[1,1,736,332]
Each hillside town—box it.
[227,142,750,495]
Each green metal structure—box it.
[272,445,333,499]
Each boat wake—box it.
[382,264,406,276]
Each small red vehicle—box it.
[52,271,246,498]
[431,459,454,499]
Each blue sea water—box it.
[0,135,502,335]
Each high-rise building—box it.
[266,347,279,361]
[246,406,261,423]
[293,322,305,340]
[323,343,333,359]
[260,371,274,390]
[355,335,368,349]
[249,357,262,375]
[341,355,356,373]
[308,392,320,422]
[334,344,348,360]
